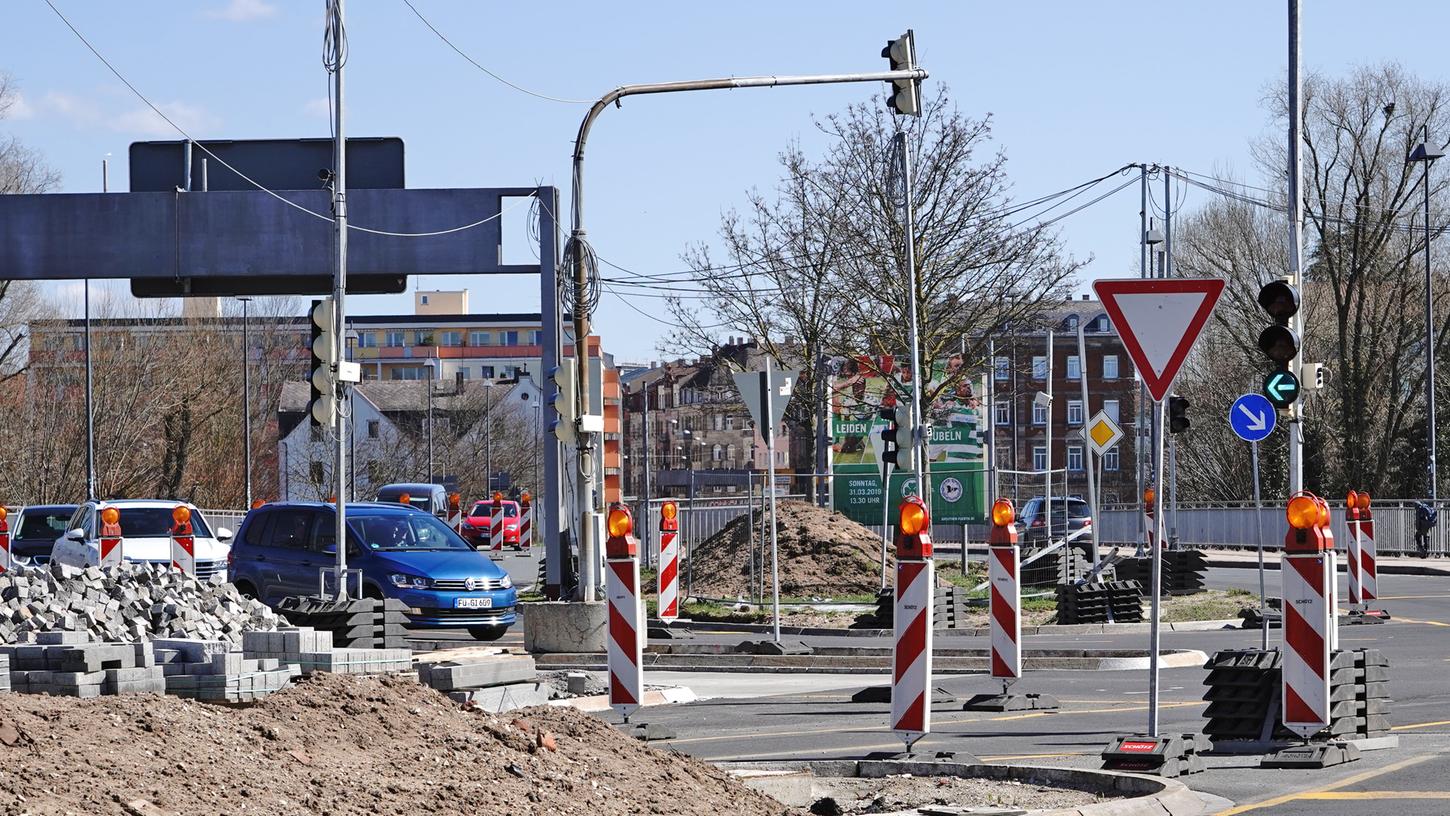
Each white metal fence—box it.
[1098,501,1446,556]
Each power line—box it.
[43,0,527,239]
[399,0,591,105]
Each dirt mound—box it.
[0,673,796,816]
[689,500,890,599]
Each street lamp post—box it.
[1409,130,1445,519]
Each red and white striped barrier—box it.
[519,493,533,551]
[490,493,504,552]
[657,501,680,623]
[1359,494,1378,605]
[1282,493,1332,739]
[890,497,934,749]
[99,506,123,568]
[169,506,195,577]
[1346,492,1362,606]
[1137,487,1157,558]
[988,500,1021,681]
[0,508,10,575]
[447,493,463,535]
[604,503,644,721]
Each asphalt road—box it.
[625,566,1450,816]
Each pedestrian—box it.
[1413,501,1437,558]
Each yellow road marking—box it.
[1392,616,1450,627]
[1392,720,1450,732]
[1299,791,1450,800]
[1213,754,1438,815]
[1378,593,1450,600]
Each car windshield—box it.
[112,507,212,538]
[18,511,71,539]
[469,502,518,518]
[347,512,473,552]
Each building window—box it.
[1032,446,1047,472]
[1066,355,1081,380]
[994,401,1010,426]
[480,366,495,379]
[1104,399,1120,423]
[469,331,491,346]
[712,444,723,462]
[414,331,434,346]
[1067,399,1084,426]
[994,356,1010,381]
[420,295,429,305]
[458,368,470,380]
[1067,445,1084,472]
[1104,448,1121,471]
[1066,315,1078,330]
[357,332,377,348]
[1103,355,1119,380]
[1031,402,1048,426]
[725,416,734,431]
[391,367,429,381]
[530,330,543,345]
[440,331,463,347]
[385,331,405,348]
[1031,356,1047,379]
[367,420,380,439]
[714,414,724,431]
[502,330,520,346]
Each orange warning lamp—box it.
[171,506,191,526]
[660,500,679,532]
[991,498,1015,528]
[494,491,504,503]
[1346,490,1359,510]
[989,498,1018,547]
[521,491,531,505]
[1285,492,1331,553]
[100,507,120,526]
[895,496,933,560]
[1287,494,1319,530]
[1144,487,1156,506]
[250,499,266,510]
[1356,492,1371,512]
[0,507,7,522]
[605,502,638,558]
[449,492,461,508]
[398,492,412,506]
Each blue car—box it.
[228,501,516,641]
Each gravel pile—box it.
[0,562,280,645]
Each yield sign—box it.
[1092,278,1226,402]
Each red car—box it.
[461,500,523,549]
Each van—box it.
[375,483,449,519]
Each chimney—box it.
[1081,294,1090,301]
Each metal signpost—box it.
[1085,410,1123,565]
[1230,392,1277,649]
[734,362,799,643]
[1094,277,1225,738]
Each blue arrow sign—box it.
[1229,393,1276,442]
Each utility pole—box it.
[642,384,654,569]
[240,296,253,508]
[327,0,350,598]
[1044,329,1054,540]
[1286,0,1306,494]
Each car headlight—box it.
[388,573,430,589]
[499,574,512,589]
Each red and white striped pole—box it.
[447,492,463,535]
[1345,491,1362,607]
[987,498,1020,686]
[519,492,533,551]
[604,502,644,722]
[1137,487,1157,558]
[1282,492,1332,739]
[99,506,123,568]
[1358,492,1378,607]
[890,496,934,752]
[169,505,196,577]
[657,500,680,623]
[489,491,504,552]
[0,508,10,575]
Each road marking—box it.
[1212,754,1438,815]
[1391,616,1450,627]
[980,751,1090,762]
[1299,791,1450,800]
[1377,593,1450,600]
[1392,720,1450,732]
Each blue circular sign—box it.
[1229,393,1276,442]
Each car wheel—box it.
[362,584,385,601]
[468,625,509,642]
[234,581,259,600]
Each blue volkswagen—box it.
[228,502,516,640]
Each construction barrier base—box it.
[851,685,959,705]
[1100,733,1209,778]
[617,722,677,742]
[862,749,979,763]
[1340,610,1387,626]
[1260,741,1360,769]
[646,622,695,639]
[960,691,1060,712]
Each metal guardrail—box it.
[1097,504,1445,556]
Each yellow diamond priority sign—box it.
[1087,411,1123,456]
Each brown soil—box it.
[0,673,797,816]
[690,500,891,599]
[805,774,1116,814]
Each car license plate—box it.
[455,597,493,609]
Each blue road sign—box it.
[1230,393,1277,442]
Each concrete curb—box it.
[547,684,697,713]
[685,619,1240,639]
[721,759,1208,816]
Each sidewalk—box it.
[1202,547,1450,576]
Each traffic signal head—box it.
[1257,325,1301,365]
[308,299,336,428]
[548,360,578,443]
[1168,394,1191,434]
[881,30,921,117]
[1257,280,1300,324]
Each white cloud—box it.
[108,101,221,138]
[207,0,277,22]
[5,91,34,121]
[41,90,100,122]
[303,97,331,119]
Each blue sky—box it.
[4,0,1449,361]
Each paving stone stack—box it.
[154,637,300,703]
[2,632,165,697]
[0,562,279,645]
[1055,581,1144,625]
[241,627,412,675]
[276,596,409,649]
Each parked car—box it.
[376,483,449,519]
[461,500,522,549]
[10,504,78,565]
[1018,496,1092,550]
[50,500,232,580]
[228,501,516,641]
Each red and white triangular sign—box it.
[1092,278,1226,402]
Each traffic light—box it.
[881,30,921,117]
[1168,394,1190,434]
[1256,280,1302,408]
[548,359,577,443]
[308,298,335,427]
[880,402,915,470]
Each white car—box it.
[50,500,233,581]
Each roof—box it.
[35,313,547,331]
[279,379,525,413]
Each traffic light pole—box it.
[897,129,928,507]
[328,0,350,598]
[1286,0,1306,494]
[566,64,929,602]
